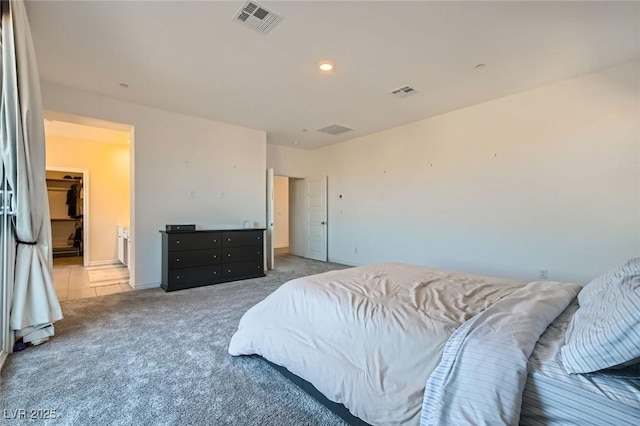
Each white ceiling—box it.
[26,1,640,150]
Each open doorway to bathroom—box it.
[44,117,133,301]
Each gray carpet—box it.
[0,254,350,425]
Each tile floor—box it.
[53,256,132,302]
[53,250,287,302]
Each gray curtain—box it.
[1,0,62,345]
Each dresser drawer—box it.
[221,261,265,281]
[168,232,221,251]
[221,246,263,264]
[166,265,221,290]
[168,249,220,269]
[221,230,263,247]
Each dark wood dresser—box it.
[160,229,265,292]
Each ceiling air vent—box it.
[233,1,282,35]
[390,85,418,98]
[317,124,354,136]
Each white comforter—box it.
[229,262,538,425]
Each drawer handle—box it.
[213,271,217,275]
[176,258,180,262]
[228,269,231,273]
[176,275,180,279]
[227,253,231,257]
[213,255,217,259]
[176,240,180,244]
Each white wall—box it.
[46,138,130,264]
[41,82,267,288]
[267,144,311,178]
[273,176,289,248]
[282,60,639,284]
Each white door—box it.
[266,169,275,270]
[306,176,328,261]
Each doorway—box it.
[44,117,133,301]
[46,168,86,267]
[273,176,290,255]
[288,177,307,258]
[267,170,327,269]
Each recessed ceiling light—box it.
[318,61,334,72]
[293,141,298,145]
[474,64,486,70]
[119,83,129,88]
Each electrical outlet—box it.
[539,268,549,280]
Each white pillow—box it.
[561,275,640,374]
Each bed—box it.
[520,302,640,425]
[228,260,640,425]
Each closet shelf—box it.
[51,218,77,221]
[46,178,81,183]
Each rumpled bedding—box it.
[420,280,580,425]
[229,262,546,425]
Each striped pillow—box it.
[561,275,640,374]
[578,257,640,305]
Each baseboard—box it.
[132,281,161,290]
[328,257,361,267]
[88,260,122,267]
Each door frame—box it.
[46,166,90,266]
[266,169,275,270]
[267,171,329,267]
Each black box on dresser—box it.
[160,228,266,292]
[165,224,196,232]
